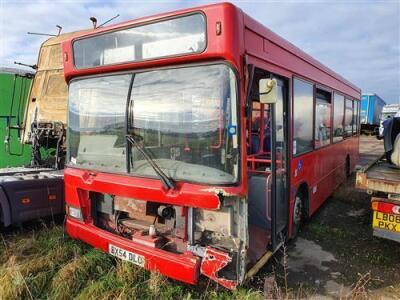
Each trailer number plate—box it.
[372,211,400,233]
[109,244,145,267]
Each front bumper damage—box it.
[67,218,240,289]
[200,247,239,289]
[65,168,247,289]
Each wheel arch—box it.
[290,181,310,239]
[296,181,310,218]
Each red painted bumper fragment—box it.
[66,218,200,285]
[200,247,239,290]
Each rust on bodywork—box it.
[200,188,235,198]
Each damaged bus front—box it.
[66,64,247,288]
[63,6,255,289]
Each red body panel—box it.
[291,138,359,215]
[62,2,361,287]
[64,168,247,211]
[66,218,200,284]
[200,247,238,289]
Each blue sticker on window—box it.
[297,160,303,171]
[228,125,237,136]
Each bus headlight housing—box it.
[68,205,83,220]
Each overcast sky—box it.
[0,0,399,103]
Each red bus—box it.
[62,3,360,289]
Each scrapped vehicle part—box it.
[200,247,238,289]
[0,31,89,228]
[22,30,90,146]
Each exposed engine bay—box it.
[90,192,247,288]
[30,120,65,169]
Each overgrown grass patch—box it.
[0,225,88,299]
[1,209,396,300]
[0,223,265,300]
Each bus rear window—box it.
[73,14,206,69]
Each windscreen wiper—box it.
[126,134,175,190]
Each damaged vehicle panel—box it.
[62,2,360,289]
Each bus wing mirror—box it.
[259,78,278,104]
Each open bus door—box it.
[269,77,289,250]
[246,65,289,273]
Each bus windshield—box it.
[68,64,239,185]
[73,14,206,69]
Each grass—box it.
[1,194,399,300]
[307,221,354,240]
[0,223,265,300]
[0,220,396,300]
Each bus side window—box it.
[333,93,345,142]
[344,98,353,137]
[315,89,332,148]
[293,78,313,156]
[353,100,359,135]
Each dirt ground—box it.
[276,136,400,298]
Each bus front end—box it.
[63,5,247,289]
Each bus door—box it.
[246,66,289,264]
[270,77,289,250]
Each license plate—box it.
[372,211,400,233]
[109,244,145,267]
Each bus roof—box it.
[61,2,360,97]
[242,10,361,94]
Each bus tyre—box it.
[292,194,303,238]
